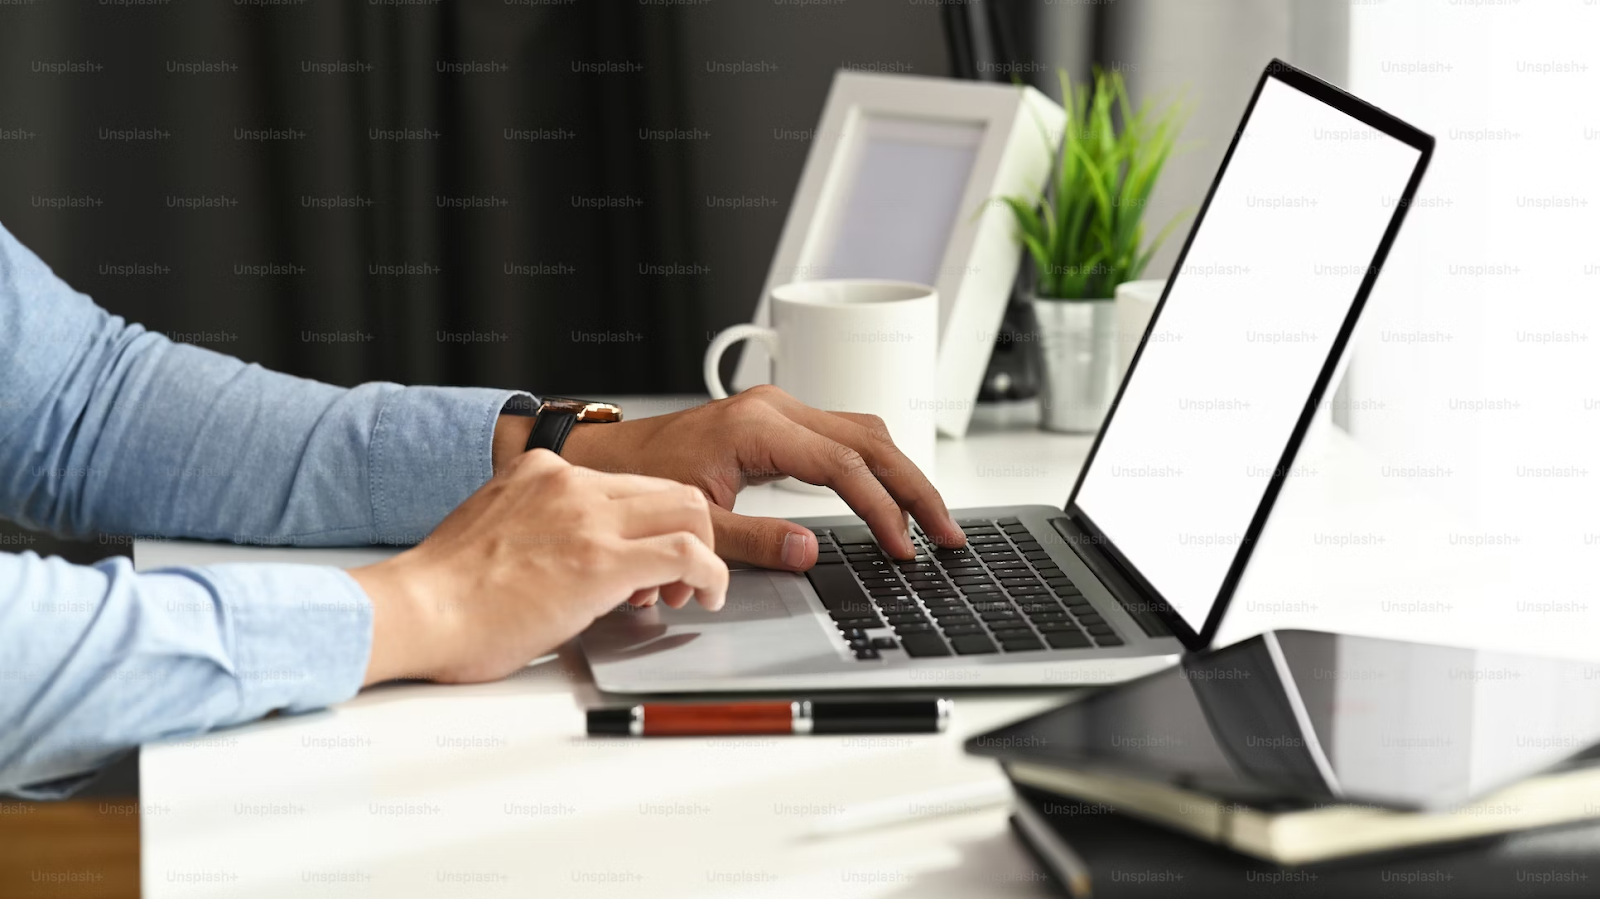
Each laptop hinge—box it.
[1049,517,1173,638]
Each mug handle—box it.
[703,324,779,399]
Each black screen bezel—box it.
[1061,59,1435,652]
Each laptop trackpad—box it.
[581,570,839,682]
[650,568,797,623]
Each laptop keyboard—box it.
[804,517,1125,660]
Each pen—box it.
[586,698,951,737]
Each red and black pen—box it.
[586,699,951,737]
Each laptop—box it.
[582,60,1434,693]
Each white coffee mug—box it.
[704,279,938,490]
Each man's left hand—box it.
[495,385,965,572]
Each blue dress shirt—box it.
[0,222,528,797]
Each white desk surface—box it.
[135,396,1600,898]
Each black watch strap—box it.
[525,408,578,454]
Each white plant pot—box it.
[1029,294,1116,433]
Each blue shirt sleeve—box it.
[0,554,371,798]
[0,221,532,796]
[0,221,528,545]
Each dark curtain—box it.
[0,0,702,393]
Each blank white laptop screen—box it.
[1073,77,1422,630]
[818,115,983,286]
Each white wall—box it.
[1348,1,1600,566]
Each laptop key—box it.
[833,526,877,544]
[1075,612,1105,626]
[885,613,928,625]
[980,610,1024,624]
[895,623,936,636]
[1000,636,1046,652]
[990,627,1033,641]
[838,617,884,630]
[1008,585,1049,596]
[1093,633,1125,647]
[941,623,985,637]
[1033,620,1079,633]
[1024,550,1053,562]
[970,601,1012,613]
[953,576,993,586]
[871,636,899,650]
[959,584,1002,595]
[807,562,872,609]
[951,634,999,655]
[999,577,1041,587]
[899,633,953,657]
[854,647,881,660]
[1046,630,1093,649]
[828,603,875,620]
[1085,624,1116,637]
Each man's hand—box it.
[507,386,966,570]
[351,450,727,686]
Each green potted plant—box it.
[1002,68,1188,432]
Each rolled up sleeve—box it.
[0,554,373,798]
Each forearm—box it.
[0,552,371,797]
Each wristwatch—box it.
[523,396,623,455]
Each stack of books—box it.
[966,630,1600,897]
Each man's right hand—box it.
[350,449,728,686]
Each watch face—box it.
[543,396,622,422]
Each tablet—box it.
[968,629,1600,811]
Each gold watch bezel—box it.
[541,396,622,423]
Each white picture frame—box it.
[732,71,1065,438]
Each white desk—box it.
[135,397,1600,898]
